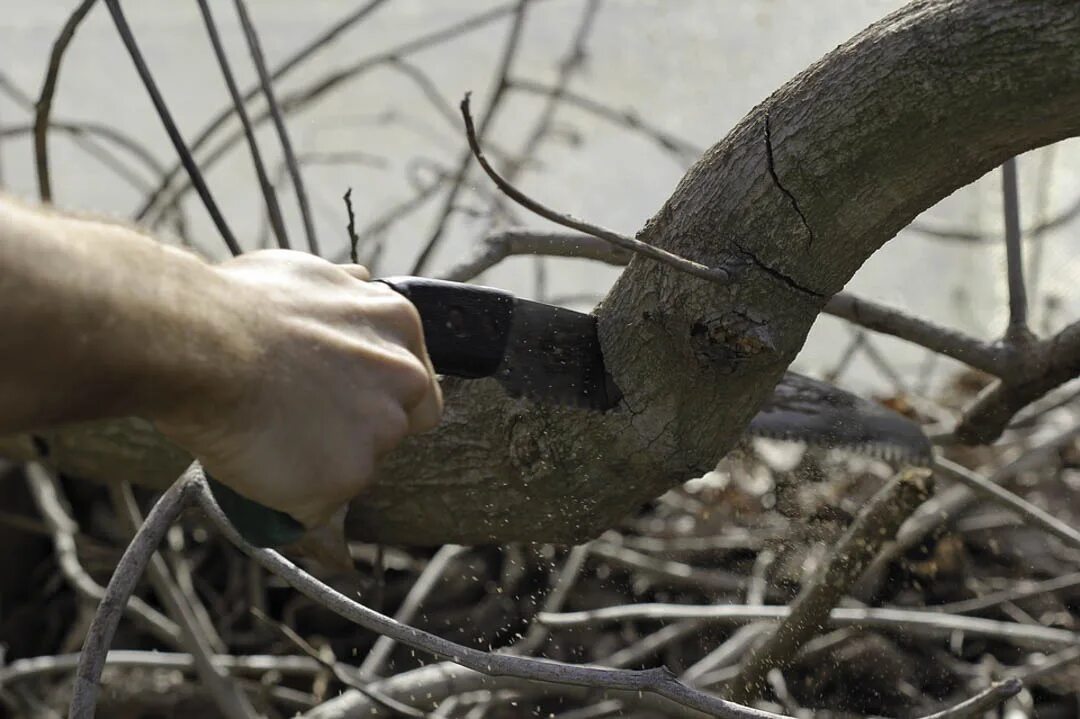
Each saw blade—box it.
[747,372,933,465]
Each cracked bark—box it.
[764,112,814,247]
[3,0,1080,543]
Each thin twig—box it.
[7,120,164,194]
[459,93,730,284]
[103,0,241,255]
[931,571,1080,615]
[69,467,198,719]
[192,470,784,719]
[917,678,1022,719]
[933,456,1080,551]
[494,0,601,299]
[727,467,933,702]
[508,544,591,656]
[33,0,98,202]
[411,0,531,274]
[251,608,429,718]
[909,191,1080,244]
[1001,158,1029,337]
[136,0,391,222]
[440,229,632,282]
[343,188,359,263]
[359,544,468,679]
[537,604,1080,649]
[234,0,318,255]
[0,650,323,687]
[111,483,257,719]
[305,660,726,719]
[589,540,748,595]
[24,463,182,648]
[823,292,1010,376]
[197,0,289,249]
[507,78,702,163]
[142,3,537,230]
[682,625,772,685]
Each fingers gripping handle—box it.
[211,276,511,547]
[374,276,514,378]
[206,474,306,547]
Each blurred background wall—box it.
[2,0,1078,398]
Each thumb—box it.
[285,505,354,574]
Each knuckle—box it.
[387,350,433,405]
[375,403,410,454]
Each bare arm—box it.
[0,195,442,526]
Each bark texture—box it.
[4,0,1080,544]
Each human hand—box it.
[154,250,442,528]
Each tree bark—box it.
[5,0,1080,544]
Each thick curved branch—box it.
[4,1,1080,544]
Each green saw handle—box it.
[206,474,305,547]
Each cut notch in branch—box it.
[459,92,731,284]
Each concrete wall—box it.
[3,0,1078,394]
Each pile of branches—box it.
[3,375,1080,718]
[5,1,1080,717]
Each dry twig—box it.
[234,0,318,255]
[459,93,730,284]
[70,469,198,719]
[727,467,933,702]
[191,468,784,719]
[103,0,240,255]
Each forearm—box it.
[0,195,254,434]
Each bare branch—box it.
[823,292,1010,376]
[111,483,257,719]
[25,463,182,648]
[727,467,933,702]
[459,93,731,284]
[69,467,197,719]
[441,229,632,282]
[306,660,727,719]
[917,678,1022,719]
[359,544,468,679]
[33,0,98,202]
[537,604,1080,649]
[103,0,241,255]
[933,456,1080,551]
[192,469,785,719]
[931,570,1080,615]
[507,78,703,162]
[0,650,323,686]
[197,0,289,249]
[955,321,1080,443]
[909,192,1080,244]
[135,0,391,222]
[234,0,318,255]
[1001,158,1029,337]
[410,0,531,274]
[343,188,359,263]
